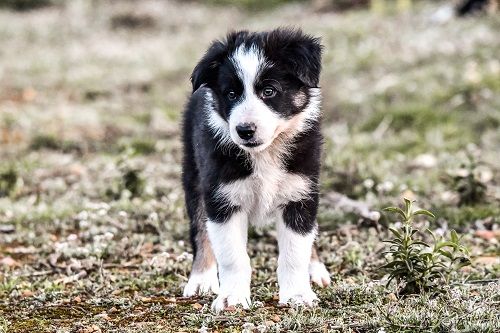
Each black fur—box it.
[183,28,322,244]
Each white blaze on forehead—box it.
[230,45,265,91]
[228,44,280,151]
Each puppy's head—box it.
[192,28,322,152]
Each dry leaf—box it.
[0,256,20,267]
[474,230,500,241]
[21,290,34,297]
[386,293,397,302]
[78,325,101,333]
[22,87,37,102]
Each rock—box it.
[0,256,20,267]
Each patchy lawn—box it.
[0,1,499,332]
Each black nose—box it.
[236,123,256,140]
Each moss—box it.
[131,112,152,125]
[129,138,156,155]
[29,134,61,151]
[200,0,305,11]
[0,0,54,11]
[433,204,500,230]
[317,210,360,230]
[110,12,157,30]
[163,104,180,122]
[360,104,454,133]
[10,319,50,333]
[0,166,17,197]
[33,305,89,320]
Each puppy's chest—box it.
[218,157,311,225]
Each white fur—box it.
[217,148,312,227]
[207,212,252,312]
[277,218,318,306]
[309,260,331,287]
[204,89,232,148]
[183,265,219,297]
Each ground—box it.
[0,1,499,332]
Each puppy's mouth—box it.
[242,141,262,148]
[237,140,269,152]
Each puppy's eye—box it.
[262,86,276,99]
[227,90,237,101]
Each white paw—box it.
[309,261,331,287]
[211,291,251,313]
[183,266,219,297]
[279,289,318,307]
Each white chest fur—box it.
[216,147,311,227]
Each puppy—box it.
[182,28,330,312]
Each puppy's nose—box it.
[236,123,256,140]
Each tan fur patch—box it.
[292,91,307,108]
[311,245,320,262]
[192,205,216,273]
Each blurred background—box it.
[1,0,498,227]
[0,0,499,330]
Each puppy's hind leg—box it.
[183,204,219,297]
[309,245,331,288]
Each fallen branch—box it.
[325,192,381,222]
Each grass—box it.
[0,0,499,332]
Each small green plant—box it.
[0,166,18,197]
[105,158,145,200]
[448,155,488,206]
[29,134,61,151]
[0,0,54,11]
[122,138,156,155]
[0,316,9,333]
[382,198,471,295]
[201,0,304,11]
[122,168,144,197]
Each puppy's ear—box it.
[191,40,226,93]
[265,28,323,87]
[191,30,250,93]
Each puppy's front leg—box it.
[277,202,318,306]
[207,211,251,312]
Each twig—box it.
[325,192,381,222]
[14,270,54,278]
[458,278,500,285]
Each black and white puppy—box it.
[182,28,330,312]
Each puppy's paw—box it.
[211,291,251,313]
[183,267,219,297]
[279,289,318,307]
[309,261,331,287]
